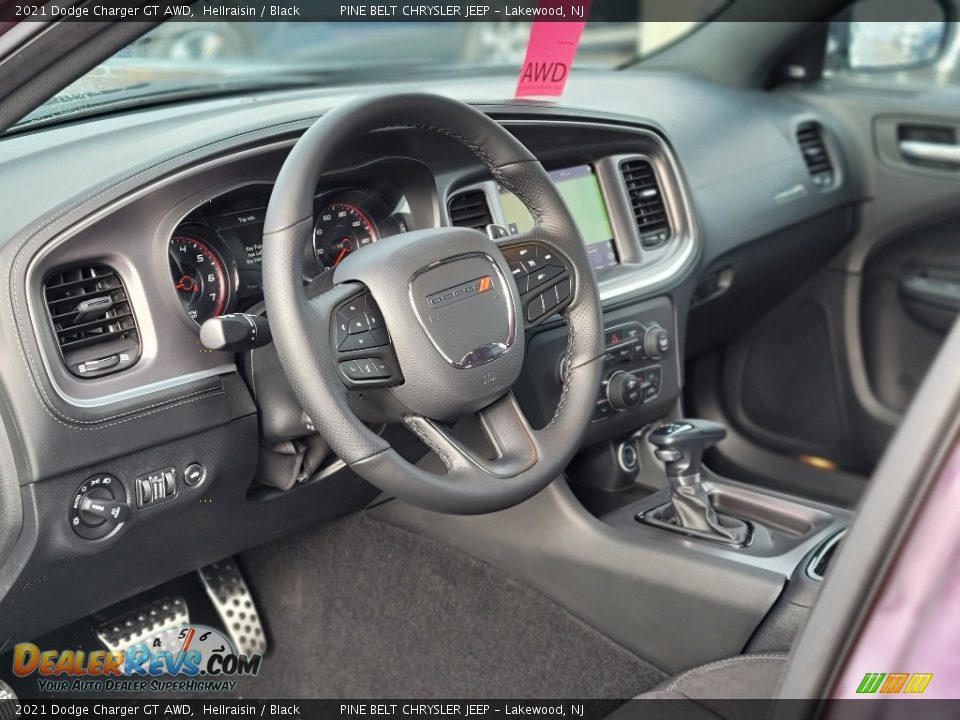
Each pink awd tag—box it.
[515,6,587,98]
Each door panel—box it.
[688,22,960,496]
[861,216,960,412]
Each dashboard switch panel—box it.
[137,467,177,508]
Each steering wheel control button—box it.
[184,463,206,487]
[502,242,574,327]
[332,292,402,388]
[136,467,177,508]
[340,358,390,380]
[70,475,129,539]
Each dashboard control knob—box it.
[70,475,129,539]
[606,371,642,411]
[643,325,670,360]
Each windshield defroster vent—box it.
[620,158,671,250]
[448,189,493,231]
[43,264,141,379]
[796,122,835,187]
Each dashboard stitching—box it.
[7,116,318,427]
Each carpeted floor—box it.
[238,512,665,698]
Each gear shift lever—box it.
[648,420,749,545]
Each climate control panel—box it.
[592,321,670,422]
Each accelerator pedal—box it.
[197,558,267,656]
[96,596,189,653]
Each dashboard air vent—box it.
[620,158,671,250]
[43,264,141,379]
[448,189,492,231]
[796,122,834,187]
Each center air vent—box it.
[448,189,492,231]
[796,122,835,187]
[620,158,671,250]
[43,264,141,379]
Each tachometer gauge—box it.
[313,202,379,270]
[169,231,231,324]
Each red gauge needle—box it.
[175,275,196,291]
[333,246,349,266]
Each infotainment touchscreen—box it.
[500,165,618,272]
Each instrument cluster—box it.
[169,182,414,325]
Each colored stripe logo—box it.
[857,672,933,694]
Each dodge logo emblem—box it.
[425,275,494,309]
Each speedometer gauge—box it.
[169,231,230,324]
[313,202,379,270]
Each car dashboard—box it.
[0,71,858,643]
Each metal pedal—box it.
[96,596,189,653]
[197,558,267,656]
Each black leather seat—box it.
[610,654,788,720]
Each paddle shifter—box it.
[648,420,749,545]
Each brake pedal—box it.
[197,558,267,656]
[96,596,189,653]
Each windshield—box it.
[18,18,721,128]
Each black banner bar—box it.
[0,0,942,24]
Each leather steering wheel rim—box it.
[261,93,604,514]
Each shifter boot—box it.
[671,482,750,545]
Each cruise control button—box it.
[526,293,547,322]
[527,265,562,292]
[504,246,535,263]
[542,285,561,313]
[555,278,571,303]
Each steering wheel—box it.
[261,94,604,514]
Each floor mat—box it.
[238,512,665,698]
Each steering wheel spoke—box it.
[498,240,575,328]
[405,392,537,479]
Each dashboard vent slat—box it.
[42,264,141,378]
[796,122,835,187]
[448,189,493,231]
[620,158,671,249]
